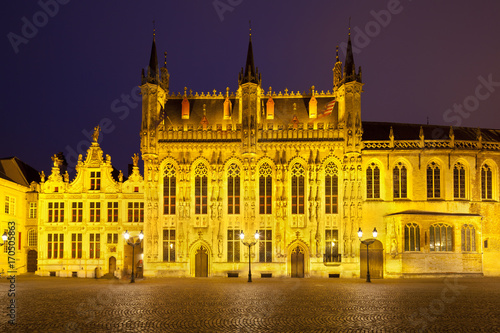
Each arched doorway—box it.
[360,240,383,279]
[27,250,37,272]
[291,245,305,278]
[109,256,116,274]
[195,246,209,277]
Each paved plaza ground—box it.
[0,275,499,332]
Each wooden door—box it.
[27,250,37,272]
[360,240,383,279]
[195,246,208,277]
[291,246,304,278]
[109,256,116,274]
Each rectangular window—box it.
[89,233,101,259]
[48,233,64,259]
[325,175,338,214]
[163,176,176,215]
[71,202,83,222]
[227,229,241,262]
[107,202,118,222]
[71,233,82,259]
[258,229,272,263]
[291,176,305,215]
[163,229,175,262]
[324,229,340,262]
[90,202,101,222]
[128,202,144,222]
[28,229,37,247]
[29,202,37,219]
[48,202,64,222]
[195,176,208,214]
[259,176,272,214]
[4,195,16,215]
[90,171,101,190]
[228,176,240,214]
[107,233,118,244]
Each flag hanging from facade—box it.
[317,99,335,119]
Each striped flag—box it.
[317,99,335,119]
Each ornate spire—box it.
[343,20,361,84]
[239,21,260,85]
[147,33,159,83]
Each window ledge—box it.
[481,199,497,203]
[427,198,445,201]
[393,198,411,201]
[324,262,342,266]
[365,198,384,201]
[453,199,469,202]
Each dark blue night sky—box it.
[2,1,500,174]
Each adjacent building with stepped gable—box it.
[6,28,500,279]
[138,29,500,279]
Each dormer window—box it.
[90,171,101,190]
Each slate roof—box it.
[362,122,500,142]
[0,157,40,187]
[163,95,337,128]
[385,210,480,217]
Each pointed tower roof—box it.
[146,31,160,84]
[149,36,158,77]
[239,24,260,85]
[343,26,356,83]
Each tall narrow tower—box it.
[238,28,262,156]
[334,28,364,260]
[140,32,169,263]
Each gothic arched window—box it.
[259,162,272,215]
[393,162,407,199]
[404,223,420,251]
[163,163,176,215]
[366,163,380,199]
[481,164,493,200]
[325,162,338,214]
[461,224,476,252]
[227,163,241,215]
[194,164,208,215]
[453,162,466,199]
[427,162,441,199]
[430,223,453,252]
[291,163,305,215]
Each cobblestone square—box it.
[1,275,499,332]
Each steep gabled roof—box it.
[0,157,40,187]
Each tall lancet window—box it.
[325,162,338,214]
[163,163,176,215]
[427,162,441,199]
[453,162,466,199]
[227,163,241,215]
[393,162,407,199]
[291,163,305,215]
[259,162,272,215]
[195,164,208,215]
[366,163,380,199]
[481,164,493,200]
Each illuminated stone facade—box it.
[36,134,144,278]
[0,157,39,275]
[139,31,500,279]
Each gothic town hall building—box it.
[7,30,500,279]
[137,31,500,279]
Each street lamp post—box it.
[124,230,144,283]
[240,231,260,282]
[357,227,378,283]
